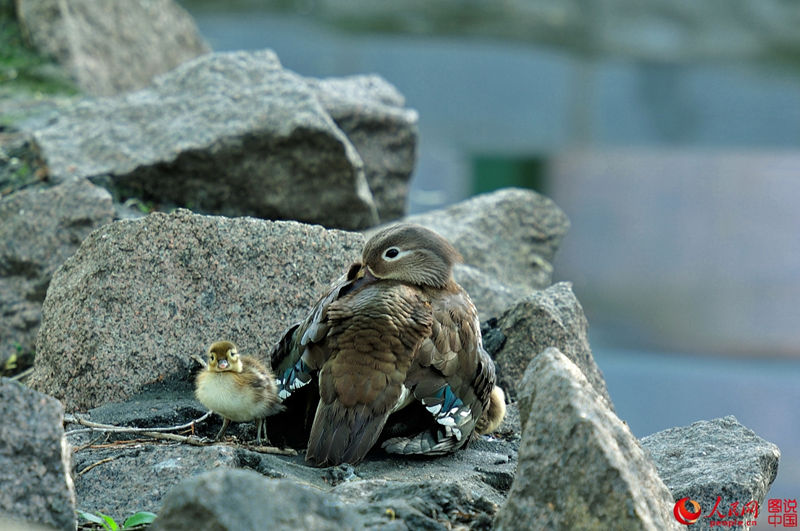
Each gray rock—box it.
[403,187,570,292]
[29,49,381,230]
[487,282,612,405]
[30,211,363,411]
[74,444,241,521]
[642,416,780,531]
[69,389,519,528]
[0,179,114,371]
[16,0,209,96]
[453,264,520,322]
[495,348,679,531]
[310,75,419,223]
[0,378,76,530]
[335,479,500,530]
[152,469,365,531]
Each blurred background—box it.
[180,0,799,509]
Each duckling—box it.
[475,385,507,435]
[195,341,284,445]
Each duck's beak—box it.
[217,358,229,370]
[355,266,378,283]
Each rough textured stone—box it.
[335,479,500,530]
[403,187,570,292]
[16,0,209,96]
[0,378,76,530]
[30,211,364,411]
[152,469,364,531]
[310,75,418,223]
[453,264,520,322]
[642,416,780,531]
[0,179,114,370]
[70,390,519,528]
[487,282,612,404]
[30,50,380,230]
[495,348,679,530]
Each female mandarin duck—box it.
[271,223,506,466]
[195,341,284,445]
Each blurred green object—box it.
[0,5,77,98]
[472,154,547,196]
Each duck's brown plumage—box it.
[271,224,504,466]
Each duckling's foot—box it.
[255,418,271,446]
[214,418,231,441]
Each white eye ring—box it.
[383,247,402,260]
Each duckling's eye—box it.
[384,247,400,260]
[208,354,215,362]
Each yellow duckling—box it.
[195,341,284,445]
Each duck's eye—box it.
[384,247,400,260]
[229,351,238,358]
[208,354,215,362]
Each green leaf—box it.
[77,511,118,530]
[99,513,119,531]
[122,511,157,529]
[77,511,107,526]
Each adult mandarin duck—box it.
[270,223,505,466]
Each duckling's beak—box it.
[217,358,229,370]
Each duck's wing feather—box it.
[271,263,364,400]
[382,287,496,455]
[305,281,433,466]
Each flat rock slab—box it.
[495,347,679,530]
[68,390,519,529]
[30,211,364,411]
[0,378,76,530]
[642,416,780,531]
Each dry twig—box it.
[65,411,211,437]
[77,456,118,477]
[64,412,295,454]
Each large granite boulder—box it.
[642,416,780,531]
[0,378,76,530]
[16,0,209,96]
[29,210,364,411]
[495,347,679,530]
[0,179,114,371]
[483,282,612,404]
[23,49,423,230]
